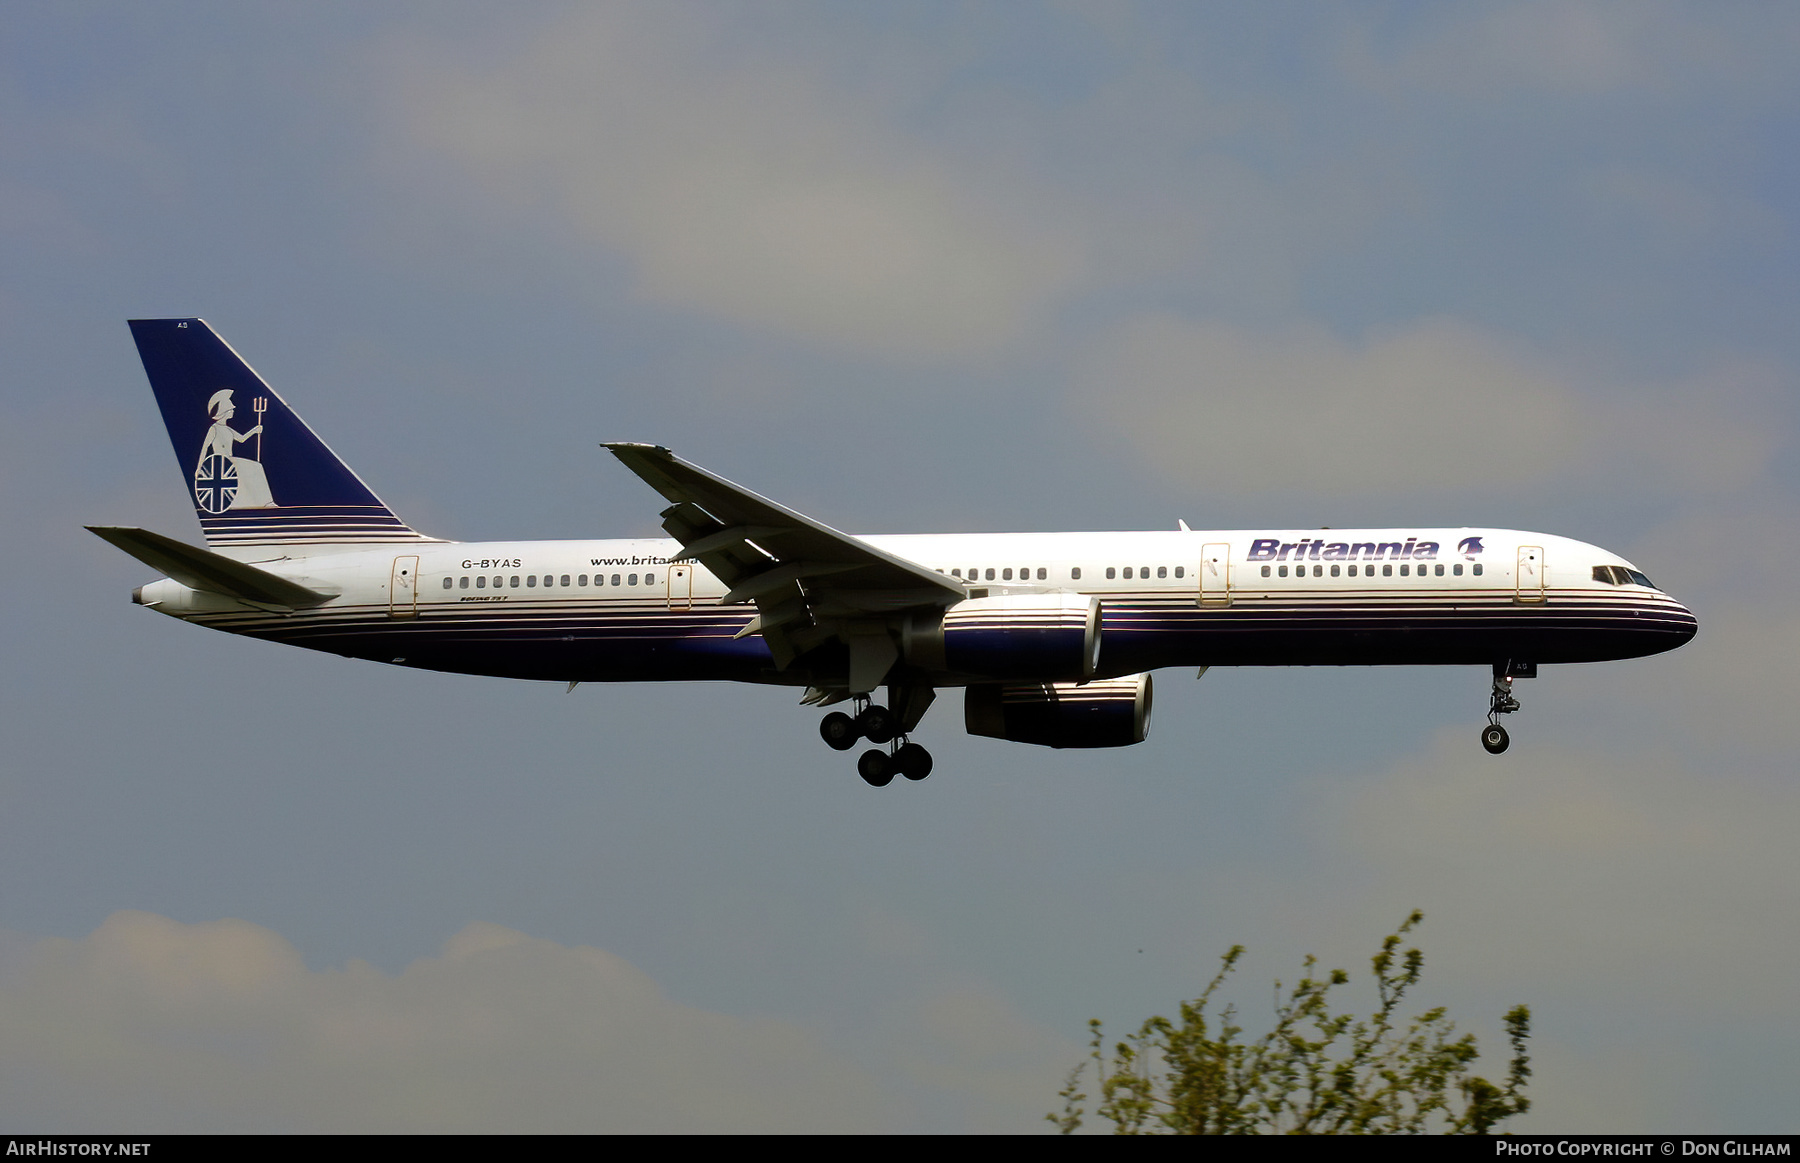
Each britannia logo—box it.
[1458,536,1485,560]
[193,389,276,513]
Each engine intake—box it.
[964,673,1153,749]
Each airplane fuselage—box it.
[133,527,1695,686]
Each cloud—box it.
[1342,1,1800,97]
[392,8,1079,361]
[0,911,890,1132]
[1313,732,1800,1019]
[1073,314,1780,501]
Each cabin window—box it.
[1473,564,1483,576]
[984,568,994,581]
[1106,567,1116,579]
[628,573,638,586]
[459,576,470,589]
[1435,564,1444,576]
[1383,564,1393,577]
[1157,566,1167,579]
[510,576,521,587]
[476,576,487,588]
[1071,567,1081,580]
[442,576,453,589]
[611,574,621,586]
[1002,568,1013,581]
[1330,565,1340,577]
[1453,564,1463,576]
[1141,565,1150,578]
[1174,566,1184,578]
[1123,567,1133,580]
[1037,567,1047,580]
[1278,565,1288,577]
[1261,565,1271,577]
[645,572,655,585]
[561,575,571,586]
[951,569,961,578]
[527,575,537,587]
[1348,565,1358,577]
[579,574,589,586]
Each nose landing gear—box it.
[1481,661,1533,754]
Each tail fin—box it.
[128,318,436,548]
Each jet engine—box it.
[964,673,1153,749]
[903,593,1101,681]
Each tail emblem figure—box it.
[194,389,275,512]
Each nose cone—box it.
[1671,597,1698,644]
[1643,592,1698,657]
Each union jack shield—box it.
[194,455,238,513]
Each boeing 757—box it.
[91,319,1697,786]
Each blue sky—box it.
[4,1,1798,1131]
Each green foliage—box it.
[1050,912,1530,1135]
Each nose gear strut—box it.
[1482,661,1534,754]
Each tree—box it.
[1049,911,1530,1135]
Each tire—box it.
[820,711,858,751]
[1481,724,1510,754]
[859,705,896,745]
[857,748,894,787]
[894,742,933,781]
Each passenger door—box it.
[1515,545,1545,603]
[389,555,420,619]
[1199,543,1231,607]
[667,563,693,610]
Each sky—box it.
[3,0,1798,1133]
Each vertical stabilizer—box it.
[128,318,435,548]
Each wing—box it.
[603,443,965,689]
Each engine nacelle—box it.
[903,593,1101,681]
[964,673,1153,749]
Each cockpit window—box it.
[1593,564,1660,590]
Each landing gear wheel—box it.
[820,711,859,751]
[858,705,896,745]
[1481,724,1510,754]
[857,748,894,787]
[894,742,933,781]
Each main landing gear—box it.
[819,696,934,786]
[1481,661,1534,754]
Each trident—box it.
[253,396,267,460]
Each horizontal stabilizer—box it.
[86,526,338,610]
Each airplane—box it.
[91,319,1698,786]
